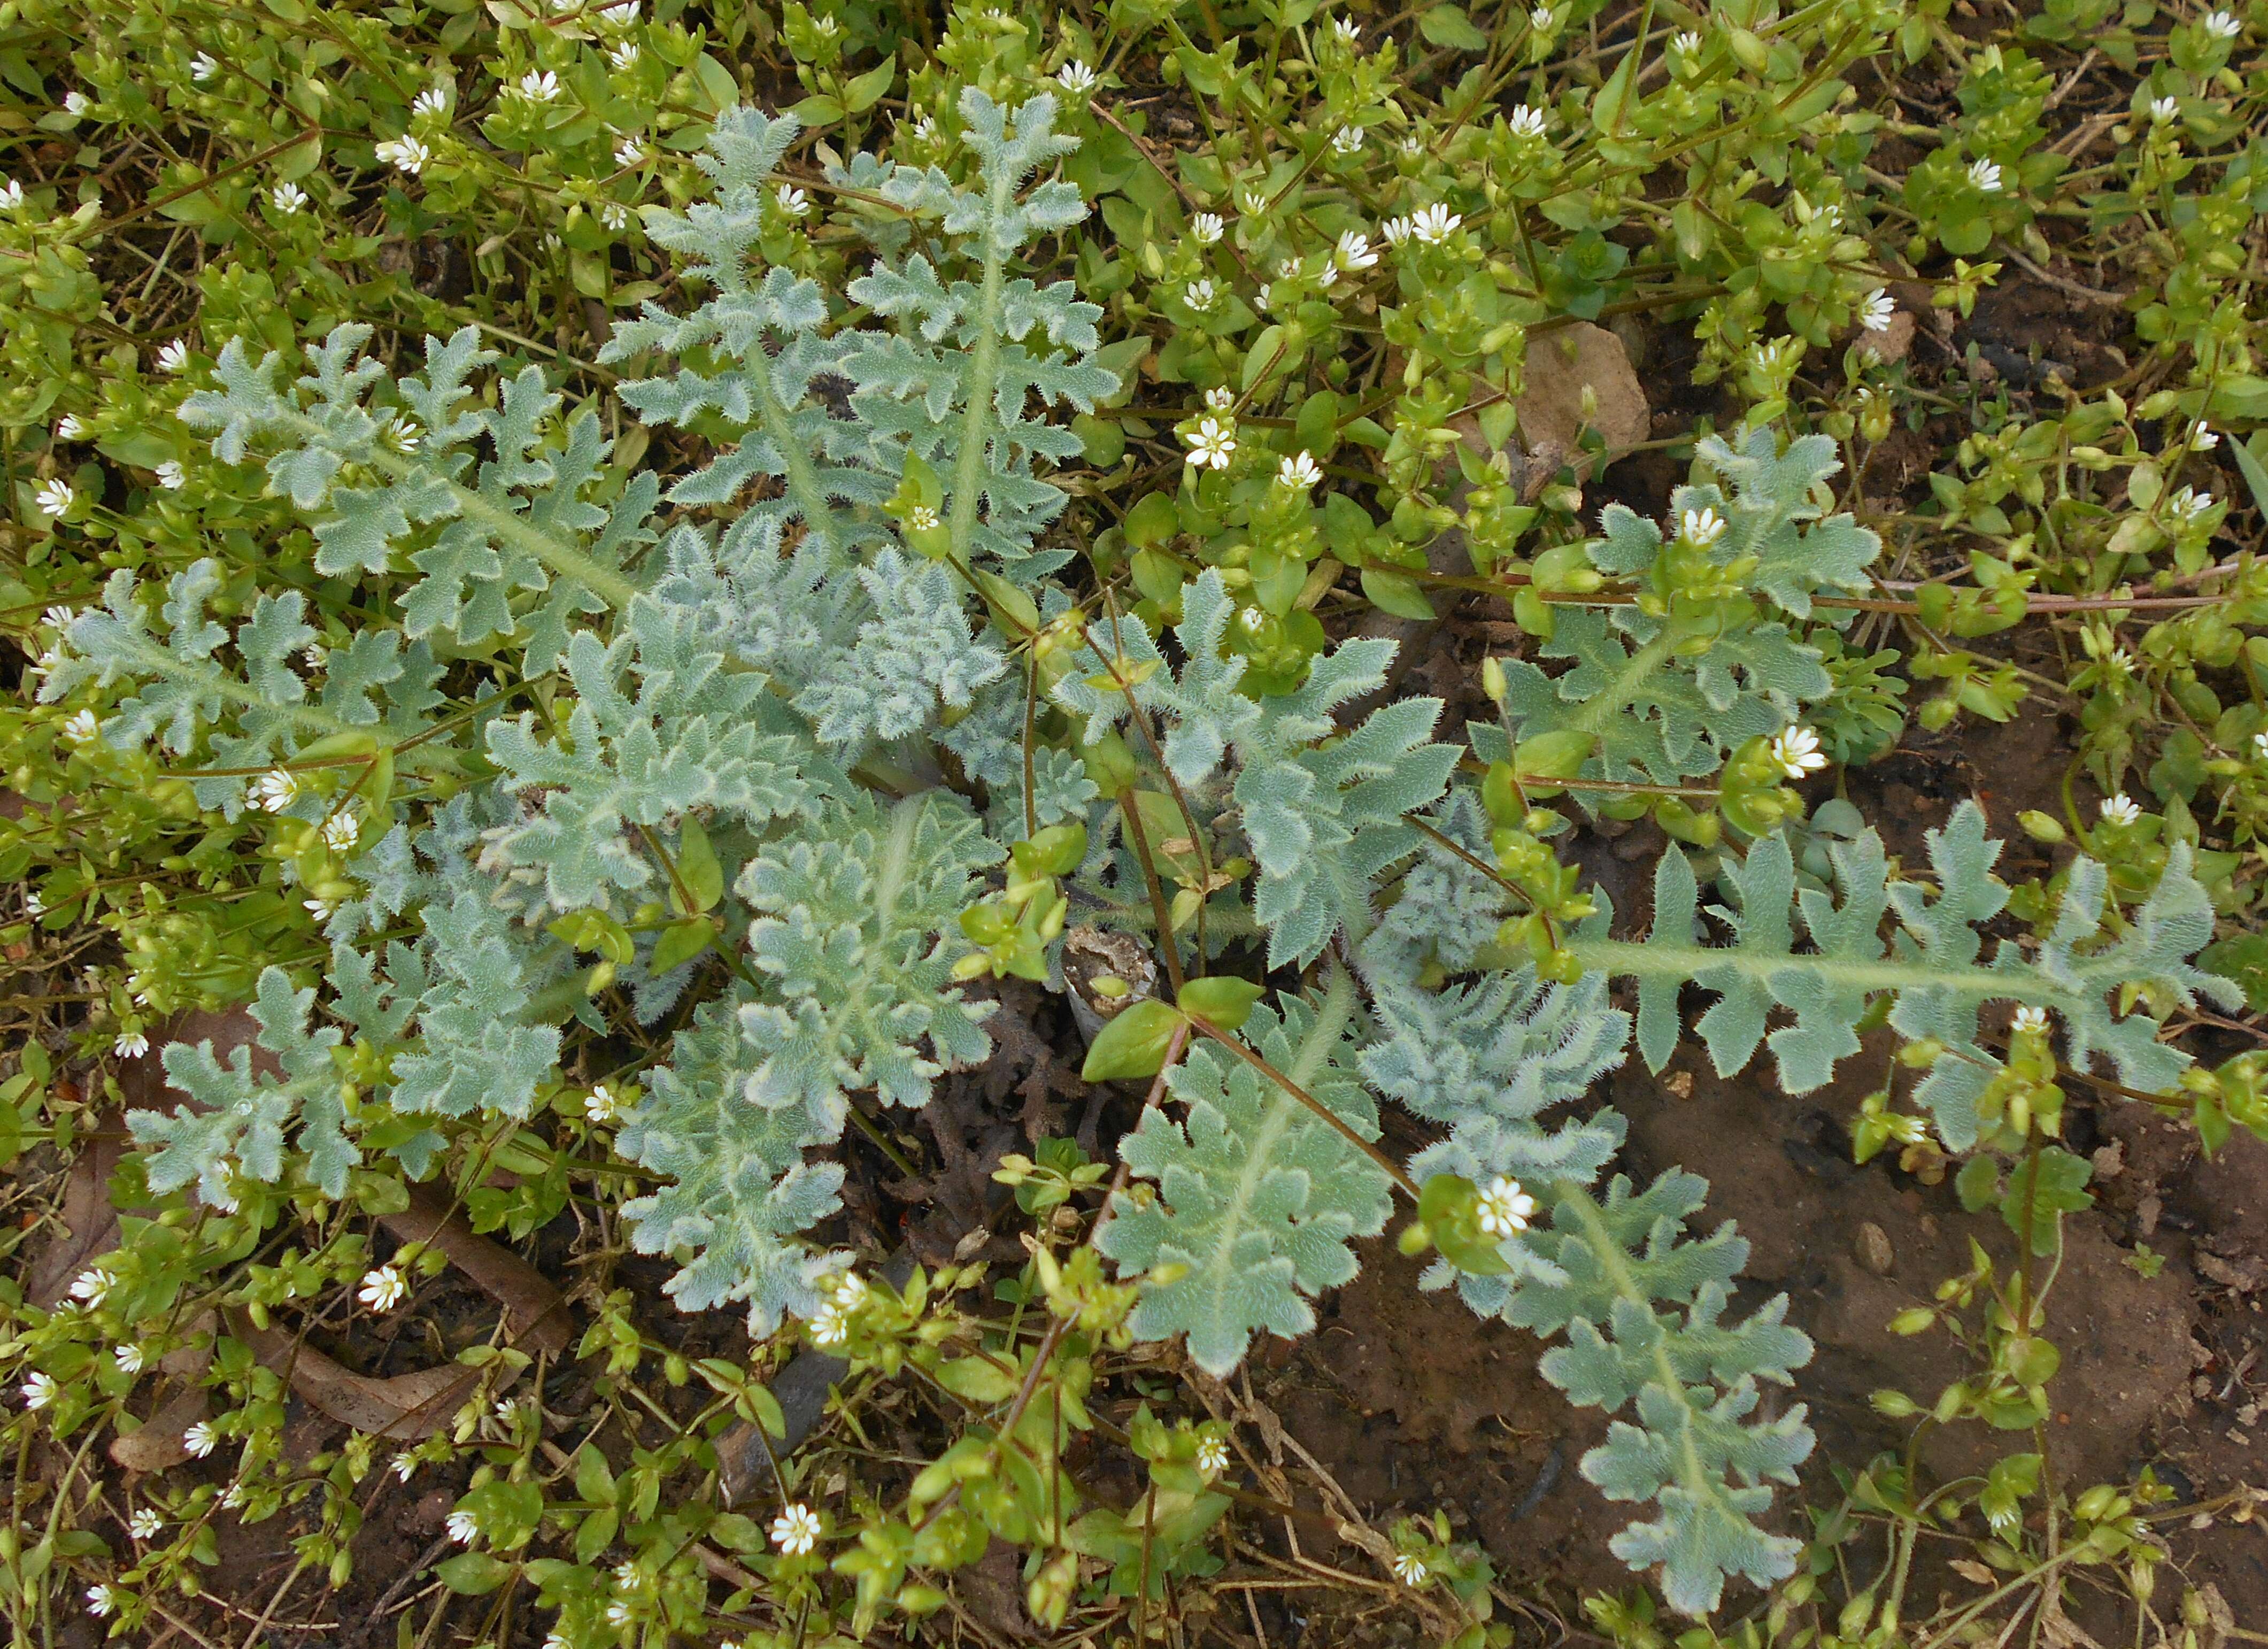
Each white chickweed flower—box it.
[808,1298,851,1346]
[1766,725,1828,780]
[1192,211,1224,244]
[2186,420,2219,451]
[1056,59,1099,95]
[55,414,84,442]
[190,52,219,80]
[1334,228,1377,271]
[1330,124,1363,156]
[584,1084,619,1123]
[608,39,642,71]
[446,1508,480,1544]
[71,1266,113,1303]
[1968,158,2003,192]
[252,767,299,812]
[376,135,431,176]
[64,91,90,114]
[391,1453,418,1483]
[1185,276,1218,311]
[270,180,308,214]
[35,479,75,519]
[1410,203,1461,244]
[183,1421,218,1458]
[2107,646,2138,677]
[597,202,629,231]
[1380,215,1412,248]
[614,136,645,167]
[2011,1004,2049,1037]
[1673,28,1702,53]
[389,415,423,453]
[1277,451,1324,490]
[115,1344,147,1376]
[1475,1175,1536,1237]
[1679,505,1726,546]
[304,896,338,922]
[21,1371,57,1409]
[905,503,939,533]
[0,179,25,211]
[1859,288,1895,332]
[358,1264,407,1312]
[2204,8,2243,36]
[601,0,639,22]
[1393,1553,1429,1586]
[24,891,42,916]
[1204,386,1236,412]
[113,1031,149,1061]
[2167,484,2214,522]
[129,1507,163,1539]
[1331,16,1361,41]
[87,1585,118,1618]
[63,708,99,745]
[770,1502,822,1555]
[2253,729,2268,765]
[515,70,560,103]
[1253,282,1272,311]
[2150,95,2179,122]
[776,183,810,218]
[1508,104,1548,139]
[1183,417,1237,471]
[320,812,359,853]
[1533,5,1556,27]
[2099,793,2143,827]
[1195,1434,1231,1475]
[411,87,449,118]
[155,460,186,490]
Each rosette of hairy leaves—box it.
[1493,430,1876,787]
[1577,800,2238,1147]
[616,995,845,1332]
[180,322,651,663]
[483,596,813,913]
[604,91,1116,580]
[735,791,1000,1132]
[1098,972,1393,1375]
[1513,1173,1814,1615]
[1055,571,1459,966]
[41,560,442,814]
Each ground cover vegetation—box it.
[2,0,2267,1642]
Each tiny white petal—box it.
[1968,158,2003,193]
[769,1502,822,1555]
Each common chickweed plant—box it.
[2,0,2266,1642]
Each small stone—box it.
[1855,1222,1895,1276]
[1662,1070,1694,1100]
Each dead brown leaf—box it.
[229,1312,482,1440]
[379,1183,572,1355]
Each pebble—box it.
[1855,1222,1895,1276]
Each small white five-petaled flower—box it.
[1534,5,1557,28]
[1185,276,1218,311]
[515,70,560,103]
[1056,60,1098,94]
[1393,1552,1429,1586]
[1183,417,1237,471]
[1195,1434,1230,1475]
[2186,420,2219,450]
[808,1297,851,1346]
[446,1508,481,1544]
[359,1264,407,1312]
[771,1502,822,1554]
[87,1585,118,1619]
[412,87,450,118]
[1508,104,1548,139]
[113,1031,149,1060]
[320,812,359,853]
[129,1507,164,1540]
[1330,124,1363,156]
[2166,485,2214,522]
[776,183,809,217]
[271,180,308,214]
[392,1453,418,1483]
[1331,16,1361,41]
[2099,793,2143,826]
[2150,95,2179,122]
[1767,725,1829,780]
[1410,203,1461,244]
[1204,386,1236,412]
[905,504,939,533]
[64,91,90,114]
[1334,228,1377,271]
[1191,211,1223,244]
[252,767,300,812]
[115,1344,146,1376]
[2204,9,2243,36]
[71,1267,112,1304]
[64,708,99,745]
[1679,504,1726,546]
[614,136,645,168]
[190,52,219,80]
[21,1371,57,1409]
[1278,451,1324,490]
[1968,158,2003,192]
[1380,216,1411,247]
[1859,288,1896,332]
[584,1083,619,1123]
[1673,28,1702,54]
[2252,729,2268,765]
[1476,1175,1537,1237]
[35,479,74,520]
[376,135,431,176]
[0,179,26,211]
[609,40,641,70]
[2011,1005,2049,1037]
[55,414,84,442]
[155,460,186,490]
[183,1421,219,1458]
